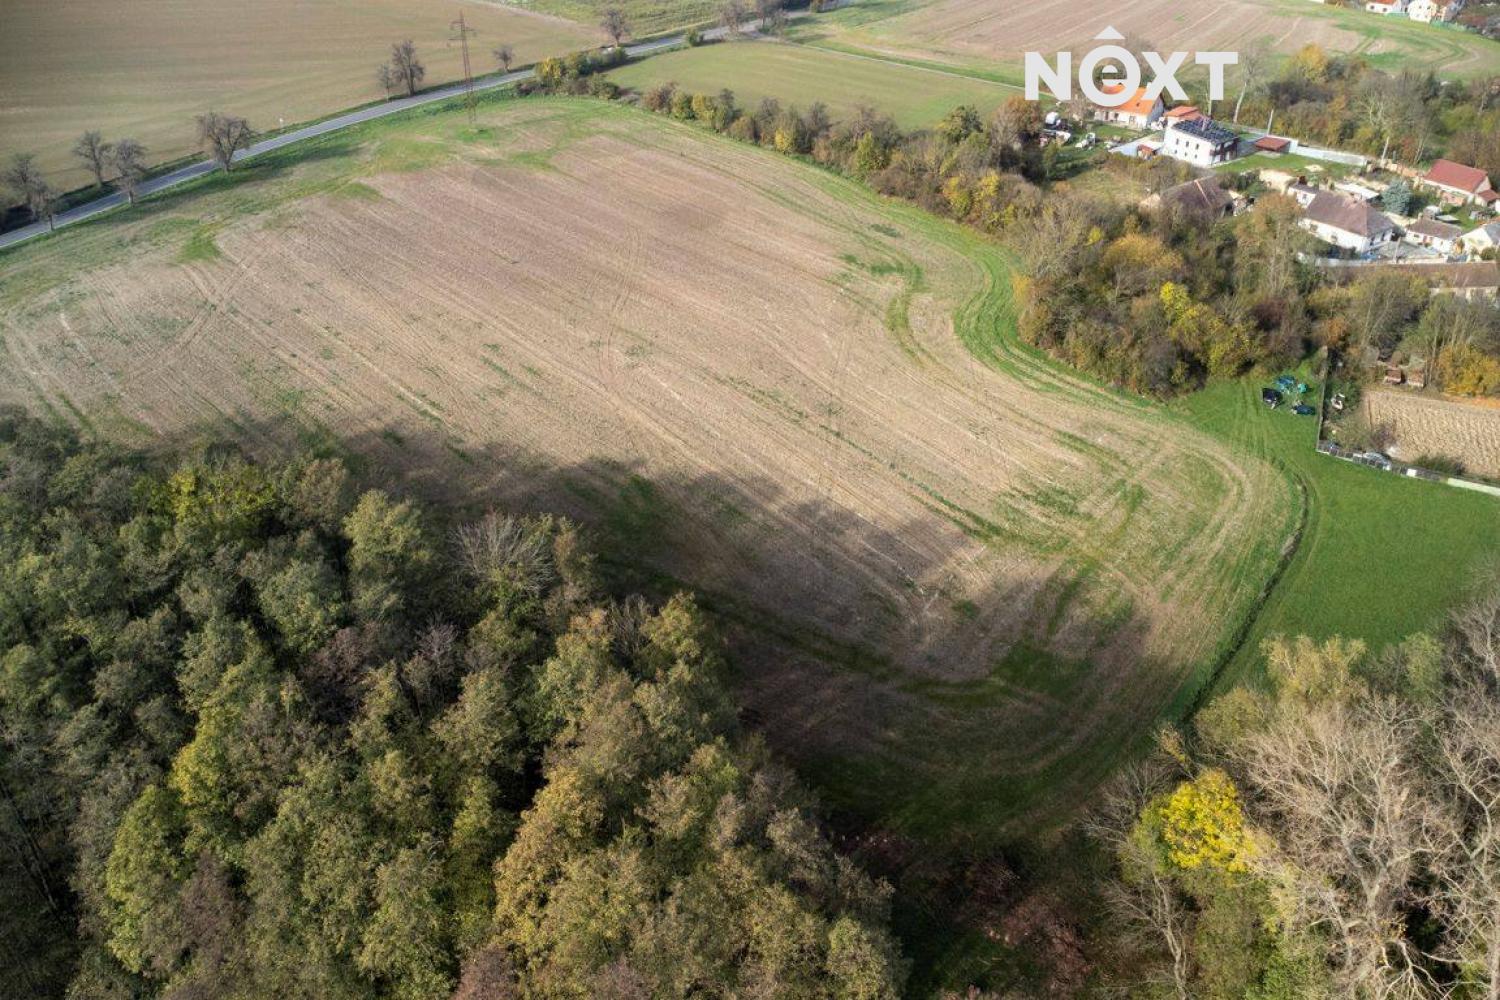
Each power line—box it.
[450,12,479,127]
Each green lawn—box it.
[610,39,1018,128]
[1174,371,1500,693]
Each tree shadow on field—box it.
[152,409,1159,995]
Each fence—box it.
[1315,440,1500,495]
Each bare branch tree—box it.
[388,40,425,97]
[72,130,113,188]
[1233,698,1447,999]
[719,0,746,36]
[454,512,554,596]
[1436,685,1500,1000]
[600,7,630,46]
[376,63,396,100]
[1232,41,1272,125]
[195,112,254,172]
[755,0,786,35]
[3,153,56,232]
[494,43,515,74]
[110,138,147,205]
[1085,758,1194,1000]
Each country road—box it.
[0,23,764,252]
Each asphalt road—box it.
[0,28,721,252]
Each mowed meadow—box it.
[608,39,1021,127]
[0,94,1295,842]
[0,0,598,190]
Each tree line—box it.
[1090,589,1500,999]
[0,408,904,999]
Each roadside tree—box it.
[111,138,148,204]
[389,40,425,97]
[3,153,56,231]
[72,130,113,188]
[195,112,254,172]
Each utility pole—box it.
[450,11,478,127]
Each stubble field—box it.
[0,96,1295,842]
[0,0,598,190]
[792,0,1500,82]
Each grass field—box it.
[789,0,1500,82]
[609,38,1019,127]
[1177,374,1500,693]
[0,0,599,191]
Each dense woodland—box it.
[0,409,904,999]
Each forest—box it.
[0,410,903,999]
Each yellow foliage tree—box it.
[1157,769,1255,874]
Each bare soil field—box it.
[0,0,597,190]
[0,97,1292,838]
[1365,387,1500,479]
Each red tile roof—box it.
[1425,158,1491,194]
[1254,135,1292,152]
[1096,84,1161,118]
[1164,105,1202,121]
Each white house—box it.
[1408,0,1460,21]
[1288,182,1320,208]
[1404,218,1463,254]
[1160,117,1239,167]
[1460,221,1500,255]
[1091,84,1165,129]
[1300,191,1398,254]
[1366,0,1406,12]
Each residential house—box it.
[1300,191,1398,253]
[1408,0,1440,21]
[1420,158,1497,207]
[1143,176,1237,220]
[1460,220,1500,255]
[1162,105,1205,128]
[1366,0,1406,12]
[1410,262,1500,300]
[1091,84,1165,129]
[1161,117,1239,167]
[1288,182,1320,208]
[1404,217,1463,254]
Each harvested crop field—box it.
[0,96,1294,839]
[798,0,1500,81]
[1365,387,1500,479]
[0,0,597,190]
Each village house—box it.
[1406,0,1460,21]
[1288,182,1320,208]
[1091,84,1165,129]
[1460,220,1500,256]
[1161,117,1239,167]
[1300,191,1398,253]
[1142,176,1237,220]
[1410,262,1500,300]
[1405,218,1463,254]
[1419,158,1498,207]
[1365,0,1406,12]
[1161,105,1205,129]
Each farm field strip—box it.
[0,0,600,190]
[788,0,1500,82]
[608,38,1020,127]
[0,96,1290,842]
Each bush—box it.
[685,26,703,46]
